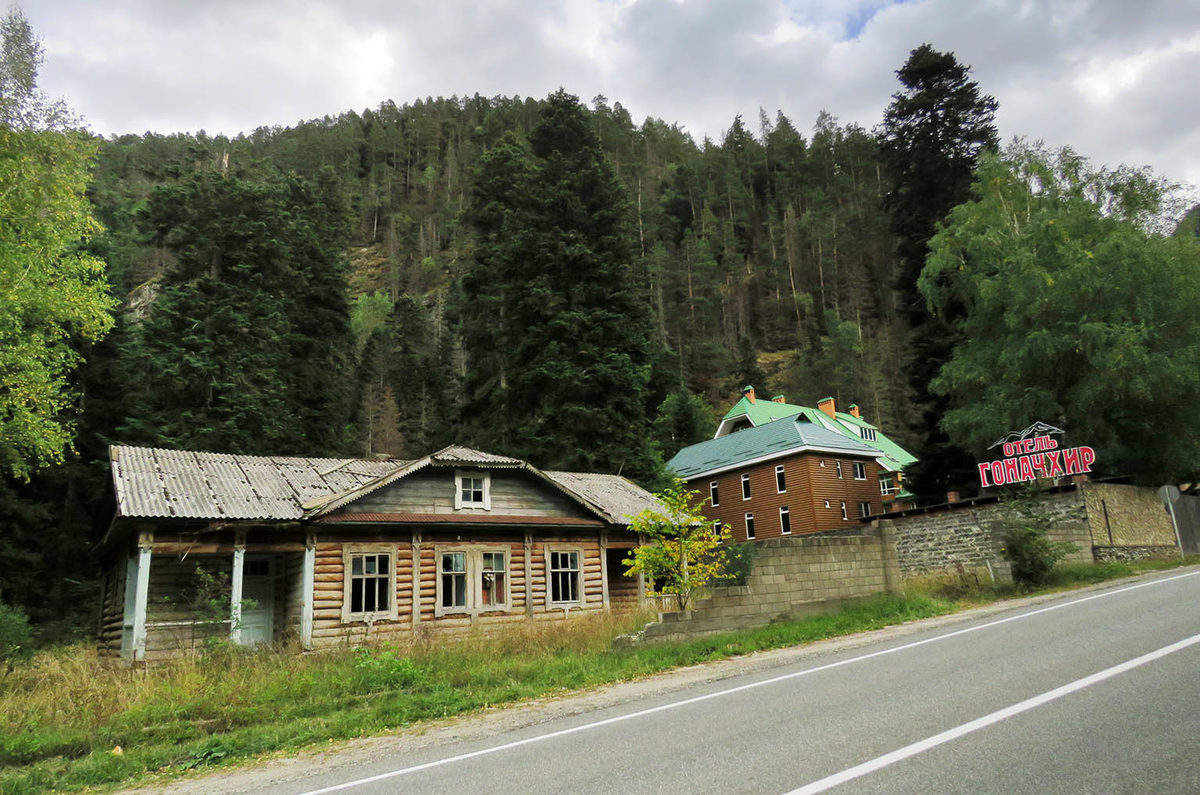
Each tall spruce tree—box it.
[463,90,659,480]
[879,44,998,498]
[121,164,354,455]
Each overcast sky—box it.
[28,0,1200,189]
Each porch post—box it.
[410,530,422,628]
[523,531,534,618]
[301,530,315,649]
[599,530,610,609]
[131,531,153,663]
[636,532,646,604]
[230,529,246,645]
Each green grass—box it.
[1,555,1194,794]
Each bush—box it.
[0,601,33,672]
[999,488,1078,587]
[715,542,757,586]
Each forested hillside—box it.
[6,24,1197,638]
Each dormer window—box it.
[454,470,491,510]
[860,427,878,442]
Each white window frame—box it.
[779,506,791,535]
[835,461,843,479]
[860,427,878,441]
[745,512,756,539]
[819,459,826,467]
[454,469,492,510]
[741,473,751,500]
[710,481,719,507]
[775,465,786,494]
[341,545,398,624]
[434,545,511,617]
[853,462,867,480]
[840,501,848,521]
[880,473,896,496]
[824,499,831,509]
[858,501,872,518]
[712,520,723,540]
[545,545,584,607]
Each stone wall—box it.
[623,527,897,644]
[1092,545,1180,563]
[1081,482,1176,547]
[888,489,1093,580]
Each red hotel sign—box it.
[977,423,1096,488]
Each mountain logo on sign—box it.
[987,421,1065,450]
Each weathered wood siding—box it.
[142,554,232,661]
[97,557,126,659]
[342,469,593,519]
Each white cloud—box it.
[26,0,1200,187]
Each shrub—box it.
[0,601,33,672]
[1000,492,1078,586]
[715,542,758,586]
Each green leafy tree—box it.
[879,43,998,498]
[623,479,731,610]
[0,7,114,480]
[1000,490,1078,586]
[921,143,1200,485]
[653,392,716,461]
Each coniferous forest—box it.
[4,12,1199,639]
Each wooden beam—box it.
[636,531,646,604]
[230,529,246,645]
[523,532,534,617]
[131,531,153,663]
[301,531,316,650]
[151,542,307,555]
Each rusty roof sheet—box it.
[110,446,405,520]
[542,471,665,526]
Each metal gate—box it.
[1171,493,1200,555]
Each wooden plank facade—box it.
[98,446,652,663]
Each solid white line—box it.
[783,631,1200,795]
[295,569,1199,795]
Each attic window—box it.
[860,427,878,442]
[455,470,491,510]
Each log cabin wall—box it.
[97,555,126,659]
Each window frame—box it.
[880,473,896,496]
[840,501,848,521]
[741,473,751,500]
[544,545,585,607]
[454,469,492,511]
[835,461,843,479]
[823,499,831,509]
[860,427,878,441]
[775,464,786,494]
[434,545,512,617]
[853,462,867,481]
[858,501,872,519]
[779,505,791,535]
[745,512,756,539]
[341,544,398,624]
[710,481,719,507]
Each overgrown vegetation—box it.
[999,493,1078,586]
[2,558,1193,794]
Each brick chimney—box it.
[772,394,786,404]
[817,396,836,419]
[946,490,961,504]
[742,385,756,404]
[848,403,861,419]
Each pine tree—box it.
[879,44,998,498]
[463,90,659,481]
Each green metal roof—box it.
[666,416,882,479]
[720,392,917,472]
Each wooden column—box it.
[131,531,153,663]
[411,530,422,627]
[599,530,610,609]
[636,532,646,604]
[523,532,534,617]
[230,529,246,645]
[301,530,315,650]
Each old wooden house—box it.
[97,444,661,662]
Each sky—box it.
[28,0,1200,190]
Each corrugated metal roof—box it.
[110,446,405,520]
[429,445,524,466]
[666,416,884,479]
[542,471,666,526]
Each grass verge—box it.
[2,555,1194,794]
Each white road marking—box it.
[295,569,1199,795]
[783,630,1200,795]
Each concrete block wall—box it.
[634,529,896,643]
[1081,483,1176,547]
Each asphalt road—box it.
[262,569,1200,795]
